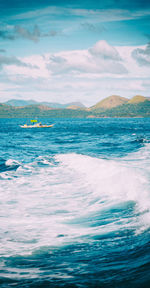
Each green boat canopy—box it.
[31,120,37,123]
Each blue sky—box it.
[0,0,150,105]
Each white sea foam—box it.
[0,148,150,256]
[5,159,21,167]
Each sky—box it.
[0,0,150,106]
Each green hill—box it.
[0,104,89,118]
[90,95,129,111]
[94,100,150,118]
[128,95,149,104]
[0,95,150,118]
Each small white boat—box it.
[20,120,54,128]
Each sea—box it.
[0,118,150,288]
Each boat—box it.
[20,120,54,128]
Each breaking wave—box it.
[0,118,150,287]
[0,147,150,257]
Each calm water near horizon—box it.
[0,118,150,287]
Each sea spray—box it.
[0,118,150,287]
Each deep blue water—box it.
[0,118,150,288]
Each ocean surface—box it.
[0,118,150,288]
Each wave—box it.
[0,158,20,174]
[0,148,150,257]
[0,147,150,287]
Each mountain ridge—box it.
[90,95,129,110]
[3,95,150,110]
[1,95,150,118]
[4,99,86,109]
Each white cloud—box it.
[132,44,150,66]
[1,40,150,105]
[11,7,150,23]
[45,40,127,75]
[116,45,150,78]
[3,55,50,79]
[4,41,127,78]
[0,54,36,69]
[89,40,121,61]
[70,8,150,22]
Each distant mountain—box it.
[65,102,85,108]
[127,95,149,104]
[5,99,37,106]
[39,102,66,108]
[1,95,150,118]
[67,105,85,110]
[95,100,150,118]
[90,95,129,111]
[4,99,86,109]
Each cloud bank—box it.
[0,25,60,42]
[132,44,150,66]
[1,40,150,105]
[46,40,127,75]
[0,55,38,69]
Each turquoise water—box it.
[0,118,150,287]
